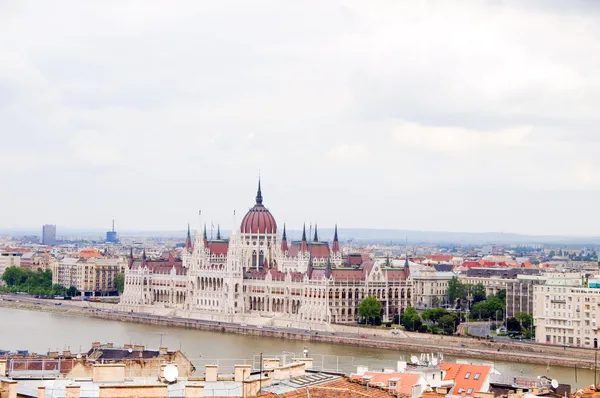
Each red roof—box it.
[240,181,277,234]
[288,242,330,258]
[331,269,364,281]
[207,241,229,256]
[441,363,491,396]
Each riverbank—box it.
[0,299,596,369]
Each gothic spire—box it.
[142,248,147,262]
[281,223,289,252]
[185,223,192,250]
[332,224,340,254]
[216,224,221,240]
[313,224,319,242]
[256,177,263,205]
[325,256,332,279]
[301,223,307,242]
[129,246,133,259]
[282,223,287,241]
[203,223,208,240]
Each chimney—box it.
[62,350,72,358]
[133,345,145,351]
[159,347,168,356]
[106,343,113,348]
[124,344,132,349]
[92,342,101,349]
[65,385,81,398]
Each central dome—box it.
[240,180,277,234]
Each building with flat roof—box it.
[42,224,56,246]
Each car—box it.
[256,325,263,329]
[360,335,368,339]
[34,302,41,305]
[240,323,247,327]
[55,303,62,306]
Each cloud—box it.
[1,0,600,235]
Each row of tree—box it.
[1,266,79,297]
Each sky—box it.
[1,1,600,236]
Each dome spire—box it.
[281,223,288,252]
[256,177,263,205]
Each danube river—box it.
[0,307,595,387]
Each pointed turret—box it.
[203,223,208,246]
[129,247,133,259]
[185,223,193,251]
[386,253,391,267]
[216,224,221,240]
[325,256,332,279]
[332,224,340,253]
[300,223,308,253]
[142,248,147,266]
[313,224,319,242]
[281,223,288,252]
[256,177,263,205]
[307,253,314,278]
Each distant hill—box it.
[1,227,599,246]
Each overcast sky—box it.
[2,1,600,236]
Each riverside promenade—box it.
[0,295,595,369]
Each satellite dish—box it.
[164,364,178,383]
[128,348,133,353]
[410,356,418,364]
[76,354,82,359]
[551,379,559,389]
[432,358,439,366]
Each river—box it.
[0,307,595,388]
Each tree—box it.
[115,273,125,294]
[438,314,459,335]
[358,296,382,325]
[471,284,486,304]
[422,308,449,324]
[1,266,28,286]
[496,289,506,303]
[515,312,533,330]
[448,277,467,306]
[400,307,422,331]
[507,317,521,332]
[66,286,79,297]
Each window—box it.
[465,372,471,379]
[474,373,481,380]
[467,389,473,395]
[458,388,465,394]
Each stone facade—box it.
[120,181,413,326]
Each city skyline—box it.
[2,2,600,235]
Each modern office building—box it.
[42,224,57,246]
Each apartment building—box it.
[52,257,127,296]
[533,279,600,348]
[0,251,21,276]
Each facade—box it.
[120,181,413,328]
[42,224,57,246]
[0,251,21,276]
[52,257,127,295]
[19,251,57,272]
[410,267,455,309]
[533,278,600,348]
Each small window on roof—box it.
[465,372,471,379]
[474,373,481,380]
[467,388,473,395]
[458,388,465,393]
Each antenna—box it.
[164,364,178,383]
[112,219,115,232]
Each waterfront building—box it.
[0,251,21,276]
[52,256,127,295]
[410,266,455,309]
[120,181,413,328]
[19,251,56,272]
[42,224,57,246]
[533,277,600,348]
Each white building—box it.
[120,180,413,328]
[533,277,600,348]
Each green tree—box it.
[1,266,27,286]
[66,286,80,297]
[496,289,506,303]
[506,317,521,332]
[115,273,125,294]
[515,312,533,330]
[471,284,486,304]
[358,296,382,325]
[448,277,467,305]
[400,307,422,331]
[438,314,459,335]
[422,308,449,324]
